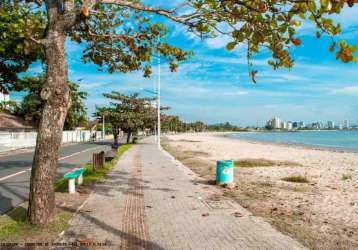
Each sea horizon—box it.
[225,130,358,152]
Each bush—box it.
[342,174,352,181]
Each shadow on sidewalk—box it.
[94,172,177,198]
[59,205,165,250]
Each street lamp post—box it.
[141,39,161,148]
[140,88,158,144]
[157,46,161,148]
[102,114,105,140]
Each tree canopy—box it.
[15,75,88,129]
[1,0,356,88]
[0,4,45,91]
[96,92,156,143]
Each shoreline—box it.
[220,131,358,154]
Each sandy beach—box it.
[163,132,358,249]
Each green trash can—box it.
[216,160,234,185]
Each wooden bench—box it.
[63,167,86,194]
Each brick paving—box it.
[56,138,307,250]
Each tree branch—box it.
[87,29,137,43]
[93,0,195,26]
[25,0,43,7]
[28,36,48,47]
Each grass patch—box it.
[182,150,209,157]
[178,139,201,143]
[55,144,132,192]
[257,181,274,187]
[234,158,300,168]
[282,175,309,183]
[235,159,276,167]
[0,206,71,241]
[342,174,352,181]
[292,186,309,192]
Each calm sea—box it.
[226,130,358,151]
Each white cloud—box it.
[334,86,358,94]
[333,6,358,29]
[258,71,309,82]
[205,35,232,49]
[79,82,108,90]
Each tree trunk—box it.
[126,131,132,144]
[112,127,120,146]
[27,28,71,226]
[113,133,119,145]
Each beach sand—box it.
[163,132,358,249]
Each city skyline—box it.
[264,117,357,130]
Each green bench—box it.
[63,168,86,194]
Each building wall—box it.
[0,92,10,102]
[0,130,104,152]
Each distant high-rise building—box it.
[298,121,305,129]
[327,121,334,129]
[343,120,349,129]
[266,117,282,129]
[311,122,321,129]
[282,121,287,129]
[273,117,281,129]
[287,121,293,130]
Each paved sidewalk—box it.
[57,138,306,249]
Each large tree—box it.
[1,0,357,226]
[96,92,156,144]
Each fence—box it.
[0,130,104,152]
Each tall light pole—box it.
[102,114,105,140]
[157,43,161,148]
[140,88,158,143]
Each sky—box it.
[22,3,358,127]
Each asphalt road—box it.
[0,140,113,214]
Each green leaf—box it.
[226,42,236,51]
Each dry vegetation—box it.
[234,158,301,168]
[162,136,358,250]
[282,175,309,183]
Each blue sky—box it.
[22,4,358,127]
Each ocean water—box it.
[226,130,358,151]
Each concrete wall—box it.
[0,130,104,152]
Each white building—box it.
[287,121,293,130]
[273,117,281,129]
[327,121,334,129]
[0,90,9,103]
[298,121,305,129]
[282,121,287,129]
[343,119,349,129]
